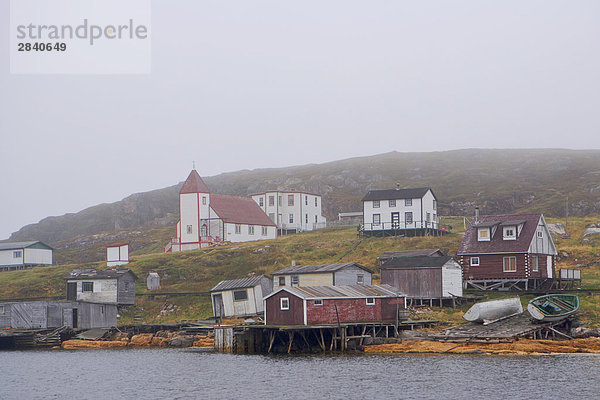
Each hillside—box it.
[8,149,600,248]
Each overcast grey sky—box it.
[1,1,600,240]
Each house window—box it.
[278,277,285,286]
[405,212,413,224]
[291,275,299,285]
[269,196,275,206]
[389,199,396,207]
[503,227,516,240]
[373,214,381,225]
[426,212,431,222]
[0,305,5,314]
[186,225,193,234]
[532,256,539,272]
[315,197,318,207]
[537,231,543,238]
[366,298,375,305]
[248,226,255,235]
[202,196,207,205]
[235,224,241,234]
[258,197,264,207]
[503,256,517,273]
[269,213,275,222]
[278,196,282,206]
[433,200,437,210]
[405,199,412,206]
[82,282,94,292]
[470,257,480,267]
[373,200,380,208]
[305,196,308,206]
[13,250,22,258]
[233,290,248,301]
[314,299,323,306]
[280,297,289,310]
[478,228,490,241]
[289,214,294,223]
[288,195,294,206]
[305,214,308,224]
[262,226,268,236]
[357,274,364,285]
[315,215,318,223]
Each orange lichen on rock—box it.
[364,338,600,355]
[150,336,170,346]
[62,340,129,349]
[193,336,215,347]
[129,333,154,347]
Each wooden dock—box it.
[429,313,575,343]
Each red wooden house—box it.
[264,285,406,326]
[457,213,558,291]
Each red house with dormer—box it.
[457,212,558,291]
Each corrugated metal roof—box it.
[361,188,434,202]
[66,268,138,280]
[0,241,53,251]
[380,255,455,269]
[378,249,444,260]
[267,284,405,299]
[272,263,372,275]
[210,276,269,292]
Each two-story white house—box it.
[251,191,326,234]
[361,187,442,237]
[165,170,278,252]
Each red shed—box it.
[264,285,406,326]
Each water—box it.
[1,349,600,399]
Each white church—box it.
[165,170,277,252]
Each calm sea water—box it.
[1,349,599,399]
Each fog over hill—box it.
[9,149,600,245]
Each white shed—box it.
[106,243,129,267]
[0,241,53,272]
[210,276,273,318]
[147,272,160,290]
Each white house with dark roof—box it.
[271,262,373,288]
[0,241,53,272]
[251,191,327,234]
[361,187,443,237]
[165,170,277,252]
[210,275,273,318]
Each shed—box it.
[146,272,160,290]
[272,263,372,289]
[378,248,445,265]
[380,255,463,299]
[0,301,117,330]
[210,275,273,318]
[106,243,129,267]
[264,285,406,326]
[66,269,137,305]
[0,241,53,272]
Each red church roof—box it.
[210,194,276,226]
[180,170,210,194]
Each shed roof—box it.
[180,169,210,194]
[271,262,372,276]
[66,268,138,281]
[0,241,54,251]
[380,255,455,269]
[210,194,276,227]
[361,187,434,202]
[458,213,545,255]
[265,284,404,300]
[210,275,269,292]
[378,248,444,260]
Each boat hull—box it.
[463,297,523,324]
[527,294,579,321]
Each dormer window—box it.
[503,226,516,240]
[477,228,490,241]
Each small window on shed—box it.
[291,275,299,285]
[233,290,248,301]
[366,298,375,306]
[280,297,289,310]
[278,277,285,286]
[82,282,94,292]
[537,231,543,238]
[314,299,323,306]
[470,257,480,267]
[357,274,364,285]
[187,225,193,234]
[13,251,22,258]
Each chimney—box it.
[395,183,400,190]
[475,207,480,223]
[291,259,296,266]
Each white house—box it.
[66,269,137,305]
[106,242,129,267]
[0,241,53,272]
[251,191,327,234]
[271,262,373,288]
[210,275,273,318]
[361,187,441,236]
[166,170,277,252]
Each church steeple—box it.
[179,169,210,194]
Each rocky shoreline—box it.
[61,329,214,349]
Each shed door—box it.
[72,309,78,329]
[547,256,553,279]
[66,282,77,300]
[391,212,400,228]
[213,294,224,318]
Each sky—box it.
[1,1,600,240]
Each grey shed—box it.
[147,273,160,290]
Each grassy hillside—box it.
[8,149,600,247]
[1,216,599,327]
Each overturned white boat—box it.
[463,297,523,324]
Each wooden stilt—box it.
[268,331,276,353]
[287,331,294,354]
